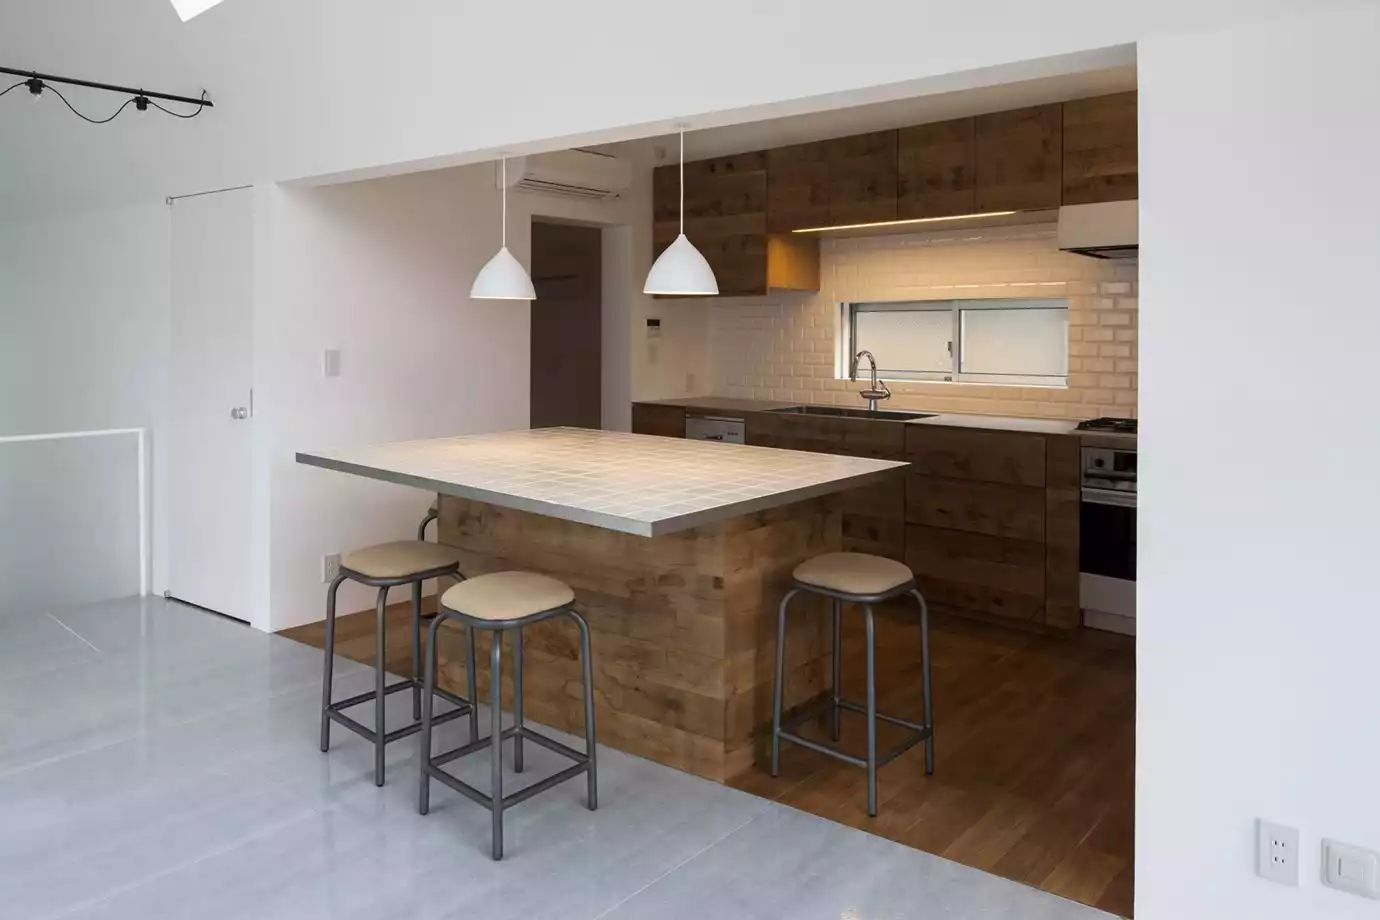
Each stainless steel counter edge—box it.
[296,450,906,538]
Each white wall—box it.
[0,204,171,602]
[257,165,655,630]
[5,1,1366,220]
[1137,5,1380,918]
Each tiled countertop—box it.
[638,397,1081,436]
[297,427,905,538]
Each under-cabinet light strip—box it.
[790,211,1019,233]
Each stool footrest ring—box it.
[424,724,591,810]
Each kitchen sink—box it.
[767,405,936,422]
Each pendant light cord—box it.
[501,156,508,248]
[679,129,685,236]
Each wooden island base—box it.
[429,493,841,782]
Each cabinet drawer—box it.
[631,403,686,438]
[916,578,1044,623]
[906,524,1044,598]
[905,426,1046,486]
[841,473,905,520]
[745,413,904,460]
[906,474,1045,542]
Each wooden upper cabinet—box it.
[974,104,1062,211]
[827,130,898,225]
[1062,92,1138,205]
[767,141,831,232]
[897,118,977,219]
[653,152,769,297]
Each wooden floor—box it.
[283,602,1135,918]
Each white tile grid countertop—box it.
[297,427,907,537]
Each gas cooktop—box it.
[1076,417,1138,434]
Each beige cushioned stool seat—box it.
[341,541,461,580]
[441,572,575,622]
[793,552,915,596]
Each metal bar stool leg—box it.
[411,581,423,721]
[418,613,444,816]
[864,604,878,817]
[830,598,843,742]
[374,585,390,787]
[489,628,505,860]
[570,608,598,809]
[466,624,479,743]
[513,629,525,773]
[770,588,798,777]
[320,574,346,753]
[913,588,935,776]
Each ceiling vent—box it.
[499,150,634,201]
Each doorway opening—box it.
[530,220,603,429]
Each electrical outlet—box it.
[1322,839,1380,899]
[1257,819,1299,886]
[322,553,341,584]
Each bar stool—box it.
[770,552,934,816]
[319,537,478,787]
[418,571,597,860]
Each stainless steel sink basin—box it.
[767,405,936,422]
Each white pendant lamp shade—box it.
[642,127,719,296]
[644,233,718,295]
[471,246,536,300]
[471,156,536,300]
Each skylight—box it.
[169,0,229,21]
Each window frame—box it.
[842,298,1069,388]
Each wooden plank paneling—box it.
[745,412,905,460]
[1044,434,1082,629]
[907,474,1045,542]
[1062,92,1138,205]
[907,524,1045,598]
[631,403,686,438]
[766,141,831,232]
[898,118,977,219]
[828,130,899,226]
[975,104,1063,211]
[654,152,769,297]
[906,426,1046,487]
[423,493,840,782]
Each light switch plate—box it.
[323,348,341,378]
[1257,819,1299,886]
[1322,839,1380,899]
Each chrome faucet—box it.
[850,350,892,411]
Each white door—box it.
[168,188,255,622]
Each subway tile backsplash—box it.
[709,224,1138,420]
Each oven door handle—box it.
[1082,487,1137,508]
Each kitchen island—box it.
[297,427,906,781]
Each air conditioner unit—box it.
[499,150,633,201]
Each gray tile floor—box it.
[0,597,1112,920]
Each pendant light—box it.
[471,156,537,301]
[643,125,719,296]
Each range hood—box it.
[1057,200,1138,259]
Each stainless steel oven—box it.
[1078,438,1136,633]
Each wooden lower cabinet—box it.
[905,474,1045,542]
[631,403,686,438]
[636,402,1082,632]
